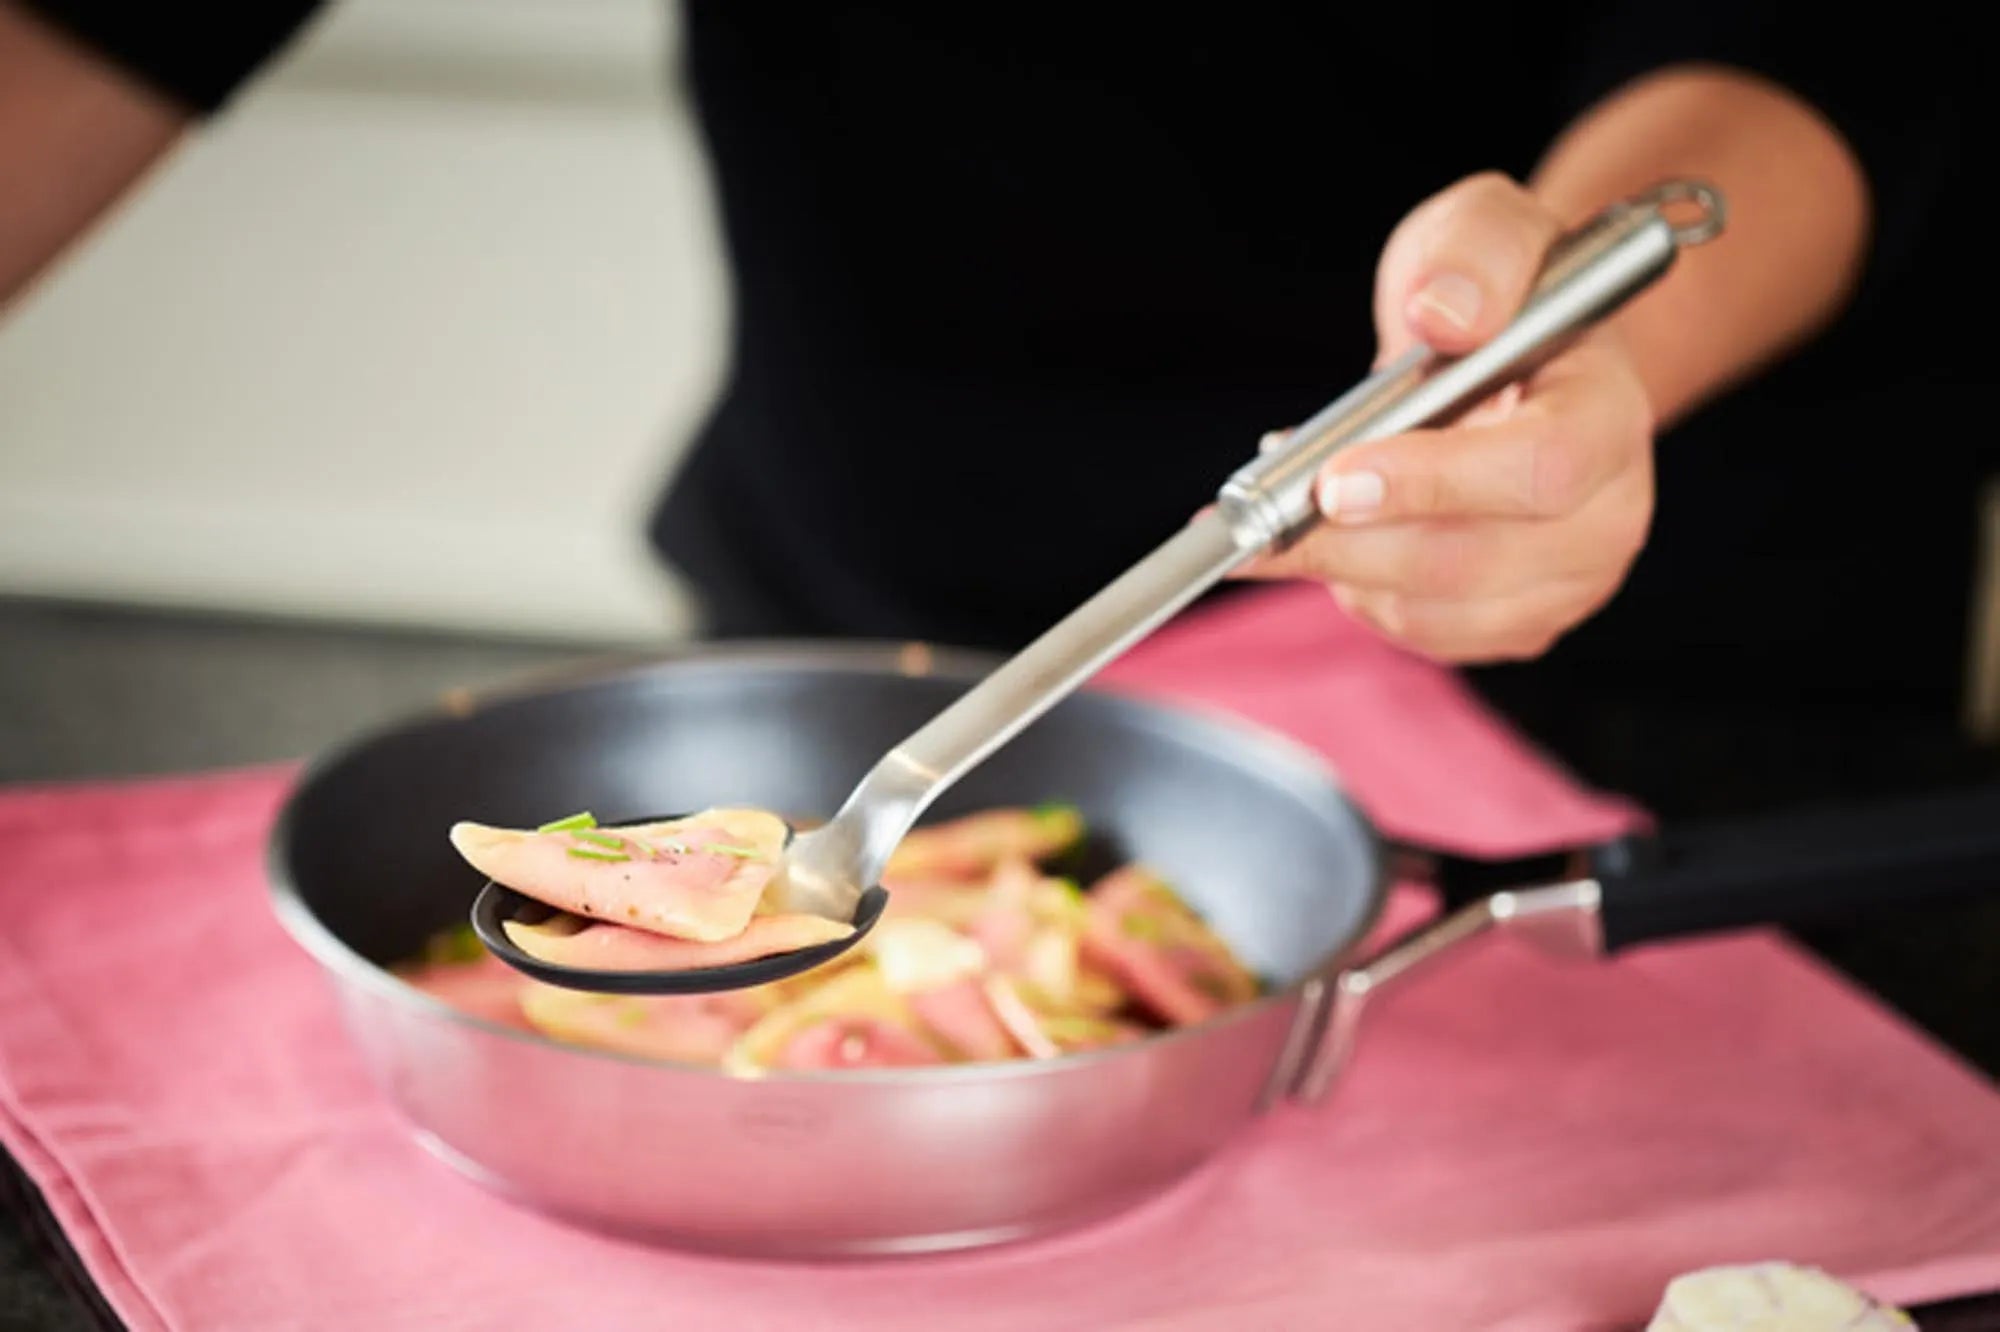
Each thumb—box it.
[1373,172,1563,361]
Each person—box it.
[3,5,1993,1042]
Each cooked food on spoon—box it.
[449,808,791,942]
[413,805,1258,1069]
[449,806,861,972]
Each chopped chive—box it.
[1120,911,1165,942]
[537,811,597,834]
[570,829,625,849]
[424,924,484,964]
[615,1003,650,1028]
[566,846,629,863]
[702,842,763,859]
[622,834,658,858]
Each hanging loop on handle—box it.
[1638,178,1727,245]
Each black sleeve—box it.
[1551,3,1968,321]
[17,0,329,115]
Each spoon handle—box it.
[840,180,1727,881]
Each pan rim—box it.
[264,638,1391,1086]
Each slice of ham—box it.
[1080,866,1259,1028]
[885,805,1084,881]
[980,975,1061,1059]
[965,878,1036,971]
[862,917,1018,1061]
[398,953,536,1032]
[517,981,774,1063]
[502,911,852,972]
[449,808,787,943]
[908,978,1019,1062]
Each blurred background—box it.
[1,0,715,781]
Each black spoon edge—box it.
[470,883,888,995]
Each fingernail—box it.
[1317,469,1385,521]
[1410,272,1482,333]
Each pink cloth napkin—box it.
[3,584,1999,1332]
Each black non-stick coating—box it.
[271,647,1386,987]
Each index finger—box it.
[1317,339,1649,524]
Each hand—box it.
[1240,172,1657,663]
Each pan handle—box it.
[1283,878,1601,1102]
[1594,783,2000,951]
[1286,783,2000,1102]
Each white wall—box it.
[0,0,726,642]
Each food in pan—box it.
[882,804,1086,880]
[399,928,541,1034]
[403,805,1259,1069]
[1083,866,1260,1026]
[1645,1262,1912,1330]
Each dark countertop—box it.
[2,595,1996,1329]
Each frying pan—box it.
[267,644,2000,1257]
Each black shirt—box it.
[658,4,1982,703]
[24,1,1988,708]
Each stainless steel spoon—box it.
[474,179,1726,994]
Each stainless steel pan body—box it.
[268,645,1389,1256]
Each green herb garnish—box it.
[615,1003,650,1028]
[702,842,763,859]
[537,811,597,834]
[570,829,625,850]
[423,924,485,965]
[566,846,629,863]
[1120,911,1165,941]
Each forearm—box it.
[0,1,185,310]
[1531,63,1871,426]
